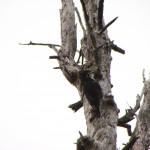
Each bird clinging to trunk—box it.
[79,70,103,119]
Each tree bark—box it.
[59,0,118,149]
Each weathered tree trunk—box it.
[59,0,118,149]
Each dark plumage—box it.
[79,70,103,117]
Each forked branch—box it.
[118,73,146,137]
[118,79,145,126]
[118,94,141,125]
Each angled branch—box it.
[122,137,139,150]
[68,100,83,112]
[79,131,83,137]
[110,42,125,54]
[49,56,60,60]
[118,77,145,126]
[75,7,86,35]
[19,41,61,47]
[117,78,147,136]
[98,0,104,29]
[53,67,60,69]
[19,41,60,53]
[98,17,118,34]
[118,94,141,125]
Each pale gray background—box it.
[0,0,150,149]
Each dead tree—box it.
[21,0,150,149]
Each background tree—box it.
[18,0,150,149]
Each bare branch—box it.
[19,41,60,53]
[122,137,139,150]
[49,56,60,60]
[98,17,118,34]
[118,71,146,134]
[98,0,104,29]
[79,131,83,137]
[118,94,141,125]
[50,45,60,54]
[75,7,86,35]
[53,67,60,69]
[110,42,125,54]
[68,100,83,112]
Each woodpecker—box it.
[79,70,103,118]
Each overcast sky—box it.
[0,0,150,150]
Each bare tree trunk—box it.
[59,0,118,149]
